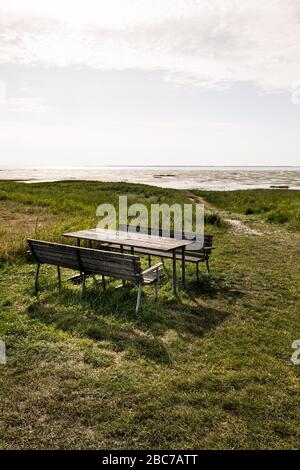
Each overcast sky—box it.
[0,0,300,166]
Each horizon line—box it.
[1,165,300,169]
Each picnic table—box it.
[63,228,193,294]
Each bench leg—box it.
[148,254,151,267]
[155,272,160,303]
[136,284,142,313]
[81,273,86,296]
[196,262,200,283]
[102,274,106,290]
[34,263,41,294]
[57,266,61,291]
[205,257,210,274]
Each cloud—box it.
[0,0,300,90]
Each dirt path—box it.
[189,193,263,236]
[224,218,263,236]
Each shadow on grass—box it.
[187,274,244,304]
[26,276,231,365]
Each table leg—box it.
[77,238,81,247]
[172,249,177,295]
[120,245,125,285]
[182,246,186,290]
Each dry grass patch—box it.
[0,200,63,261]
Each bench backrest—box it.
[27,239,142,282]
[119,225,213,253]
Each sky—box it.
[0,0,300,167]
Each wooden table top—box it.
[63,228,193,252]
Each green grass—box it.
[0,180,225,262]
[195,189,300,230]
[0,180,191,216]
[0,181,300,449]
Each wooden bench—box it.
[101,225,214,282]
[27,239,163,312]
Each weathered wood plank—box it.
[120,224,213,244]
[63,229,193,251]
[27,239,155,285]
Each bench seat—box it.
[141,263,164,284]
[100,244,207,263]
[27,239,163,312]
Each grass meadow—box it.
[196,189,300,230]
[0,180,299,449]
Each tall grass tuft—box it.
[204,211,225,227]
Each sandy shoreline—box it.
[0,166,299,191]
